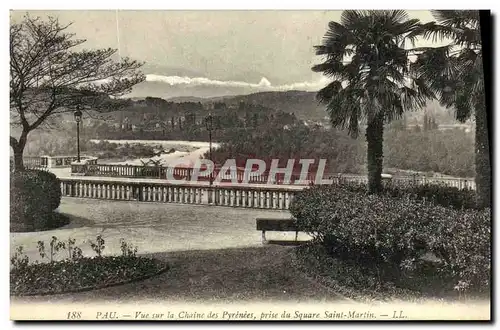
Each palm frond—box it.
[431,10,479,28]
[316,80,343,104]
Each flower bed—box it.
[10,235,168,296]
[11,256,168,296]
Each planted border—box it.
[10,235,169,296]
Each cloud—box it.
[145,74,328,92]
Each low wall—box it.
[59,177,297,210]
[70,163,476,190]
[29,155,99,169]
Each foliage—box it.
[381,182,477,210]
[294,243,483,301]
[383,128,474,177]
[10,235,167,296]
[312,10,434,193]
[211,124,364,174]
[10,14,144,170]
[290,185,490,292]
[120,238,138,258]
[11,256,166,296]
[412,10,490,208]
[10,169,66,232]
[33,170,62,211]
[89,235,106,257]
[10,246,29,271]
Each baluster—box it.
[219,189,224,205]
[250,191,255,208]
[225,189,230,206]
[168,186,173,202]
[234,190,239,207]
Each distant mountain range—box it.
[121,89,460,125]
[128,90,326,121]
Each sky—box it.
[10,10,445,96]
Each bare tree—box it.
[10,15,145,171]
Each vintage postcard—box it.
[9,9,491,321]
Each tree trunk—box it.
[10,131,29,172]
[475,101,491,209]
[13,147,24,172]
[366,112,385,194]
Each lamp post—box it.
[205,112,214,186]
[74,105,83,163]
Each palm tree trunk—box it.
[475,101,491,209]
[366,112,384,194]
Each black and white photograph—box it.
[8,8,492,321]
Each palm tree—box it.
[313,10,432,193]
[412,10,489,208]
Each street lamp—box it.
[74,105,83,163]
[205,112,214,186]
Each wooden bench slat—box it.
[256,218,297,231]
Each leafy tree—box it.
[312,10,432,193]
[10,15,144,171]
[412,10,489,208]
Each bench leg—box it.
[262,231,268,244]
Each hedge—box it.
[290,185,490,292]
[10,170,63,232]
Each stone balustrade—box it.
[59,177,298,210]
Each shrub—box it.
[328,181,477,210]
[290,185,491,292]
[381,182,477,210]
[427,208,491,292]
[90,235,105,257]
[10,169,63,231]
[34,170,62,211]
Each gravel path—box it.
[10,197,309,263]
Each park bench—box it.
[256,218,301,245]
